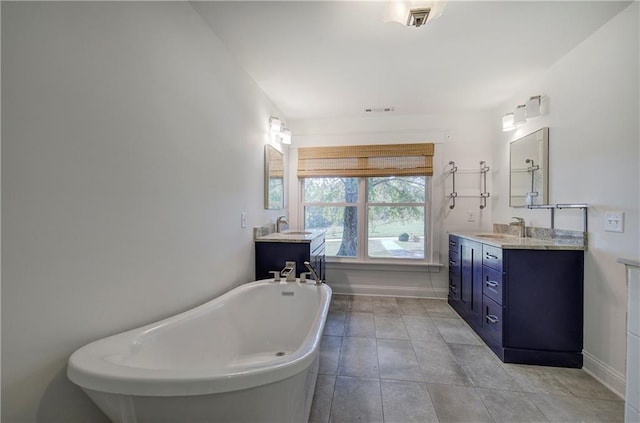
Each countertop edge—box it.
[255,229,326,243]
[449,231,586,251]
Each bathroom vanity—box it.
[448,231,585,368]
[255,230,326,281]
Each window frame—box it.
[300,176,432,264]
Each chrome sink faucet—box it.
[510,217,526,237]
[276,215,289,233]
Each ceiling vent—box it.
[407,8,430,27]
[364,106,395,113]
[382,1,447,28]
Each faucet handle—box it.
[300,272,311,283]
[269,271,281,282]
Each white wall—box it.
[491,2,639,396]
[288,113,494,297]
[1,2,284,421]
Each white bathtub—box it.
[67,279,332,423]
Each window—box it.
[297,143,434,262]
[303,176,428,260]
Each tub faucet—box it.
[276,216,289,233]
[281,261,296,282]
[304,261,322,285]
[510,217,526,237]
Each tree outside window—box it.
[303,176,427,259]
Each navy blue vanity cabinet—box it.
[448,236,484,332]
[255,234,325,281]
[449,234,585,368]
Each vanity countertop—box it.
[256,229,326,243]
[449,231,586,251]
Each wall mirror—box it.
[264,145,284,210]
[510,127,549,207]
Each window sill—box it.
[325,258,443,272]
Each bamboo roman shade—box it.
[297,143,435,178]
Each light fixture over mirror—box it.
[502,95,545,131]
[269,116,292,145]
[382,0,447,27]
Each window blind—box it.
[297,143,434,178]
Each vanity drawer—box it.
[449,272,460,297]
[482,266,503,305]
[483,244,503,271]
[449,235,460,251]
[449,250,460,274]
[483,295,503,345]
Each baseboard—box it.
[328,282,447,299]
[582,350,626,400]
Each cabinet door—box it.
[460,240,483,325]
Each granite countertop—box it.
[449,231,587,251]
[255,229,326,243]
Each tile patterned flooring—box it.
[309,295,624,423]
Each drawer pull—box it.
[449,284,457,293]
[485,280,499,288]
[486,314,499,324]
[449,260,456,266]
[485,253,499,260]
[449,240,457,246]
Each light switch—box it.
[241,212,247,228]
[604,211,624,233]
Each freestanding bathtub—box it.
[67,279,332,423]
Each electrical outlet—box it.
[604,211,624,233]
[467,210,476,222]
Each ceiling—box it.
[193,1,630,121]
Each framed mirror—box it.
[264,145,284,209]
[509,127,549,207]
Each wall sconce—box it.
[280,128,292,145]
[269,116,292,144]
[525,95,541,117]
[502,95,544,132]
[513,105,527,126]
[269,117,283,134]
[502,113,515,132]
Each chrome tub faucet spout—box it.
[304,261,322,285]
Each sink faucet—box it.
[304,261,322,285]
[510,217,526,237]
[276,216,289,233]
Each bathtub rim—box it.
[67,280,332,397]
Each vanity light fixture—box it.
[513,105,527,126]
[280,128,292,145]
[502,113,515,132]
[269,117,283,134]
[502,95,544,131]
[268,117,292,144]
[382,0,447,28]
[525,95,541,117]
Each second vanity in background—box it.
[449,229,586,368]
[255,229,326,282]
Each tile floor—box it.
[309,295,625,423]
